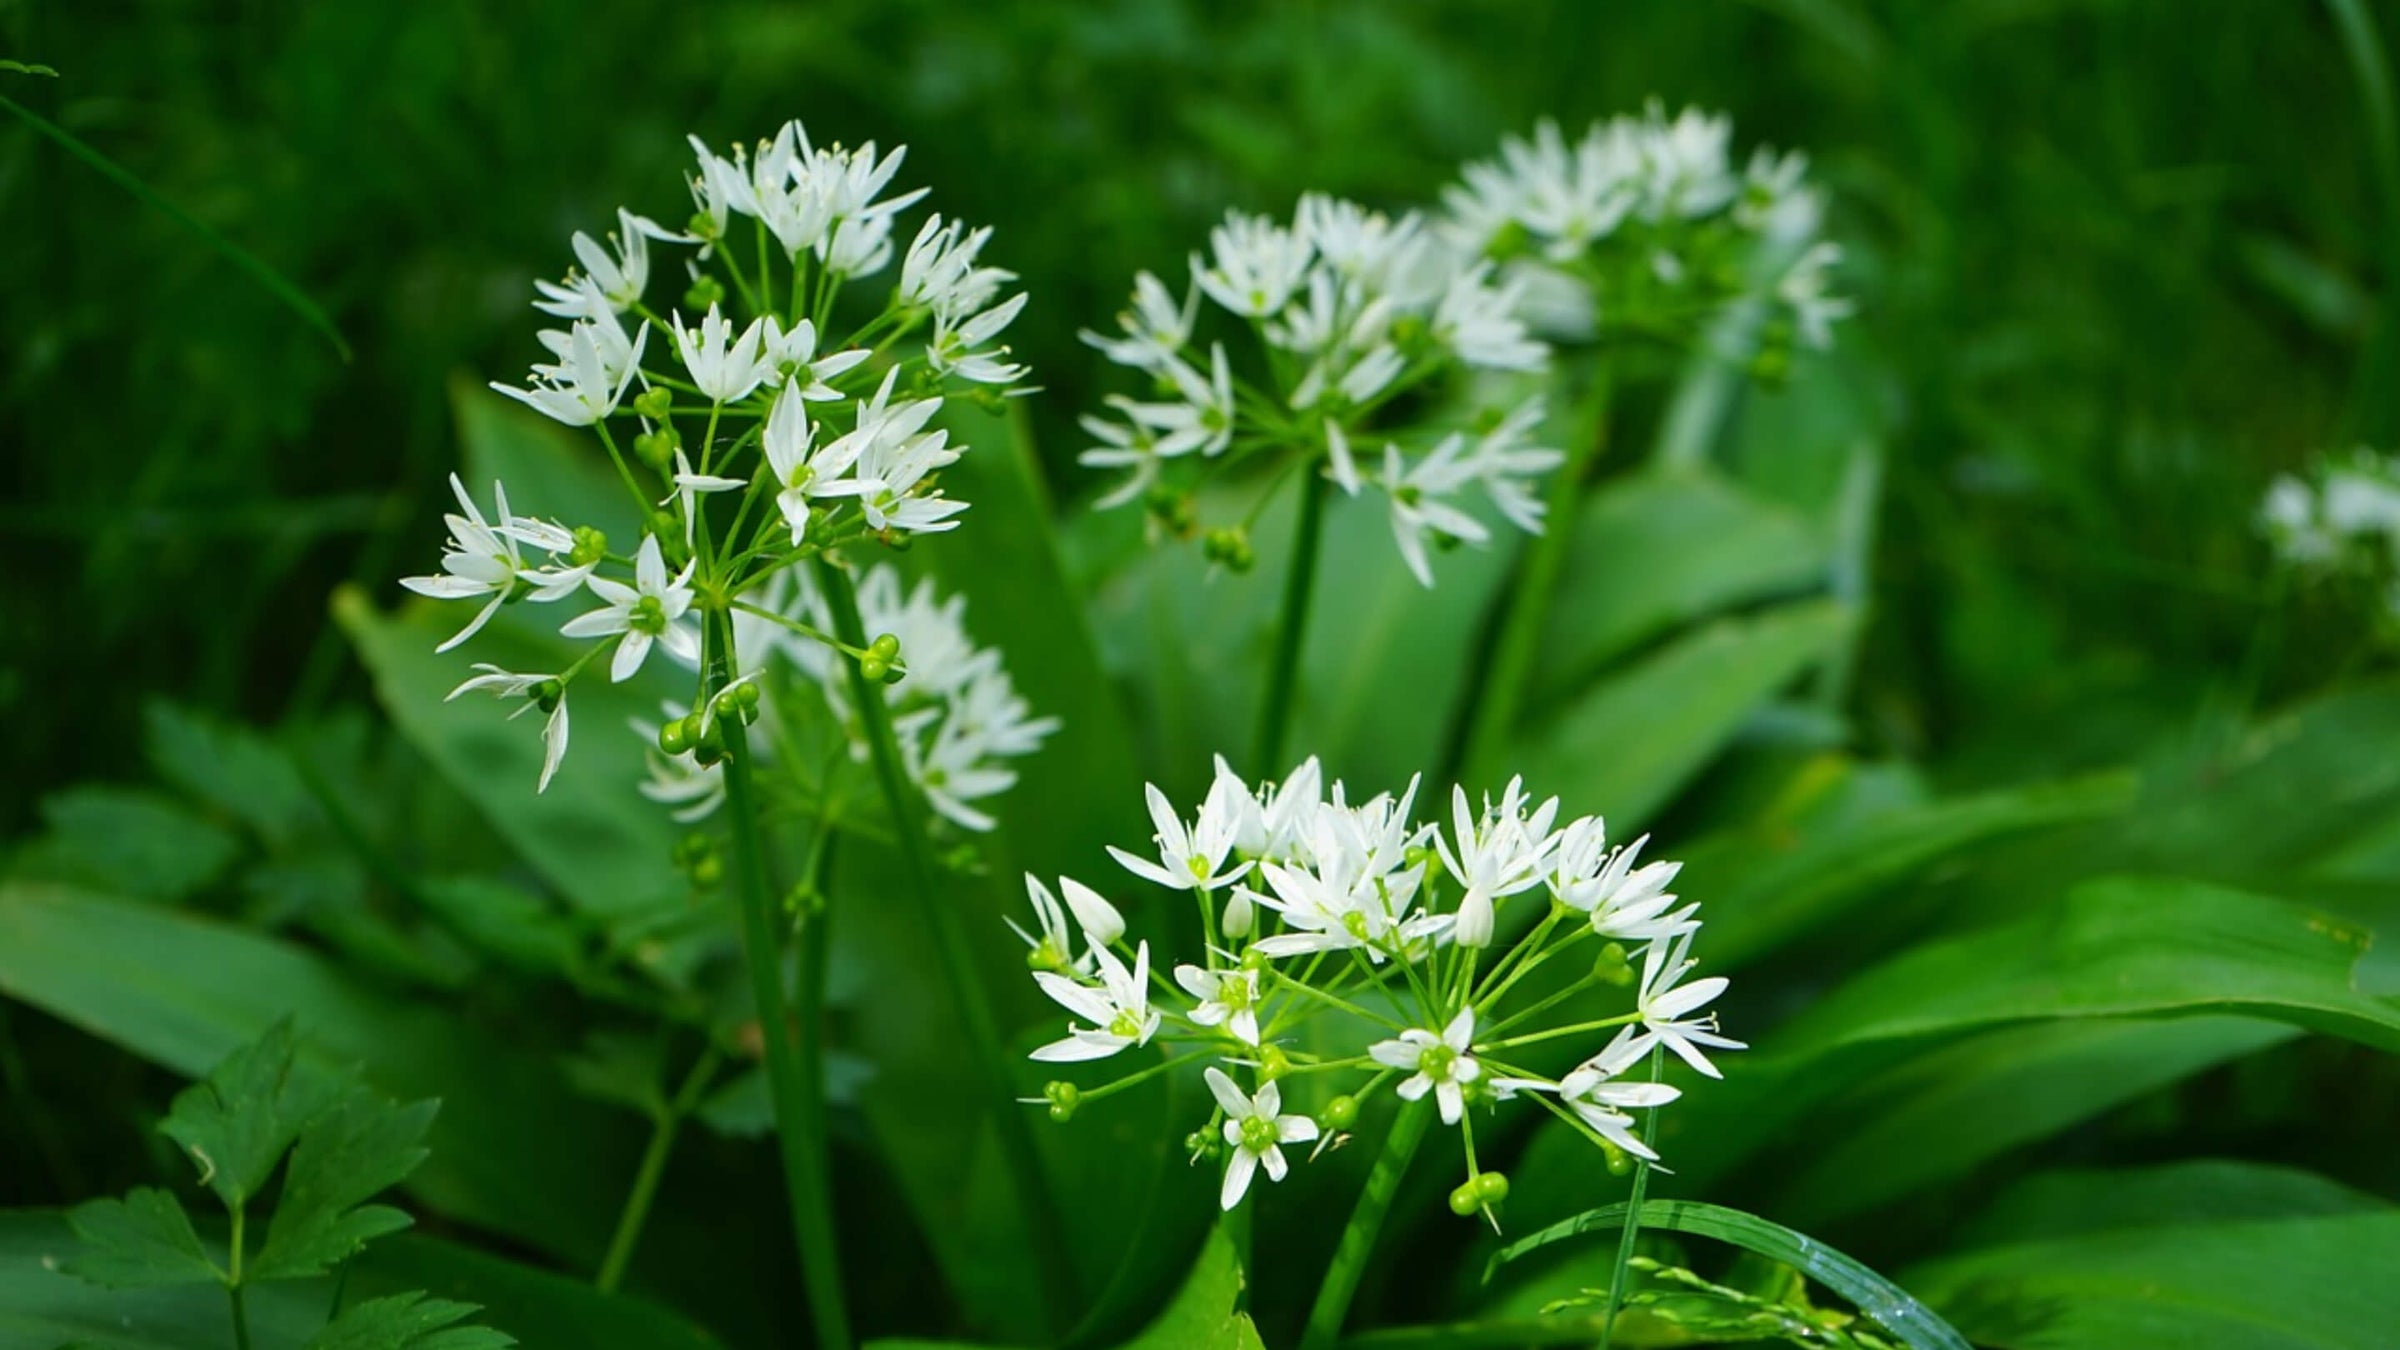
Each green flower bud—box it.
[684,274,725,312]
[1043,1081,1081,1123]
[1322,1095,1359,1130]
[569,525,608,568]
[631,386,673,421]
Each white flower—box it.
[1011,874,1098,975]
[672,305,773,404]
[493,318,649,426]
[811,369,965,535]
[534,208,664,315]
[684,135,755,251]
[1431,265,1548,371]
[762,389,859,545]
[1370,1008,1481,1125]
[1553,823,1697,943]
[1328,426,1492,588]
[1078,410,1162,510]
[1437,777,1560,948]
[1206,1067,1318,1209]
[1628,931,1744,1079]
[1297,194,1437,299]
[1498,1028,1680,1160]
[1175,964,1264,1045]
[559,535,701,682]
[1211,754,1324,863]
[930,291,1030,386]
[1109,782,1252,892]
[1194,210,1313,318]
[901,214,1015,322]
[402,475,591,652]
[1637,104,1739,221]
[1029,941,1160,1062]
[1777,242,1853,350]
[445,665,570,793]
[632,702,727,822]
[1116,345,1235,459]
[750,318,855,401]
[1083,270,1200,370]
[1460,400,1563,534]
[662,446,745,549]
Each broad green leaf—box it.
[1665,878,2400,1187]
[1488,1199,1970,1350]
[61,1190,218,1289]
[1957,1160,2389,1249]
[1534,468,1828,708]
[334,587,686,925]
[1511,599,1854,825]
[354,1233,729,1349]
[1775,1016,2297,1225]
[1690,769,2137,969]
[31,785,241,902]
[306,1292,514,1350]
[253,1089,439,1282]
[0,1211,323,1350]
[159,1019,341,1208]
[1905,1166,2400,1350]
[0,882,632,1265]
[142,700,316,845]
[1,58,59,76]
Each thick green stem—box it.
[812,558,1078,1331]
[1596,1046,1666,1350]
[1256,466,1331,770]
[1301,1098,1433,1350]
[1455,359,1615,788]
[711,609,853,1350]
[595,1047,721,1293]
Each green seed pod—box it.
[1256,1044,1292,1082]
[868,633,901,661]
[695,711,725,756]
[859,654,890,683]
[658,717,692,756]
[1473,1171,1510,1204]
[631,387,673,421]
[569,525,609,567]
[1595,941,1634,987]
[733,680,763,711]
[689,852,724,888]
[1322,1095,1359,1131]
[633,429,678,472]
[684,274,725,311]
[1604,1142,1633,1177]
[1448,1180,1482,1217]
[1043,1081,1081,1124]
[534,678,564,713]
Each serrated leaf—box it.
[306,1292,514,1350]
[253,1089,438,1282]
[61,1189,219,1289]
[160,1019,343,1208]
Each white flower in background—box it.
[560,535,700,682]
[495,318,649,426]
[1082,270,1199,370]
[1371,1008,1481,1125]
[672,305,773,404]
[445,665,570,793]
[1030,941,1160,1062]
[1431,265,1547,371]
[1176,963,1264,1045]
[1116,345,1237,459]
[1630,930,1745,1078]
[1110,782,1252,892]
[1437,777,1560,948]
[402,475,592,652]
[1195,211,1314,317]
[1206,1067,1318,1209]
[1327,424,1492,588]
[1777,242,1854,350]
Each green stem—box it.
[811,558,1078,1332]
[1300,1097,1433,1350]
[711,608,853,1350]
[227,1202,251,1350]
[1454,357,1615,788]
[1596,1046,1666,1350]
[1255,465,1330,770]
[594,1046,722,1293]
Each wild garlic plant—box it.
[1440,102,1850,368]
[398,120,1062,1350]
[1016,757,1740,1347]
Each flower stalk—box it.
[595,1045,723,1294]
[1256,465,1331,769]
[1300,1098,1432,1350]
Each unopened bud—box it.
[1043,1081,1081,1123]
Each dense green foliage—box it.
[6,3,2400,1348]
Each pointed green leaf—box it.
[32,785,242,903]
[61,1190,218,1289]
[253,1089,438,1282]
[305,1292,514,1350]
[160,1019,343,1208]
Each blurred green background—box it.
[7,1,2400,1344]
[4,0,2387,828]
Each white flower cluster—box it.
[2261,448,2400,585]
[1016,759,1740,1215]
[408,121,1038,804]
[1079,193,1557,588]
[631,564,1054,834]
[1441,103,1851,356]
